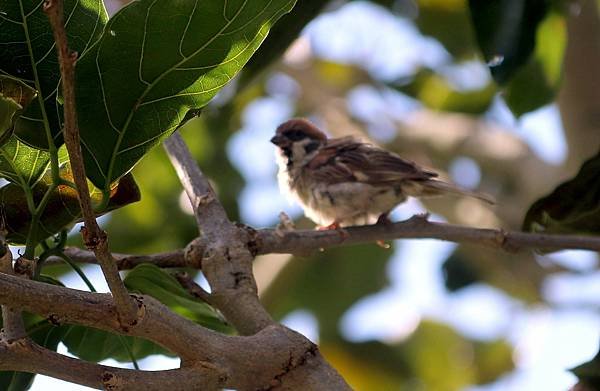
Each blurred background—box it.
[29,0,600,389]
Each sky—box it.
[29,1,598,390]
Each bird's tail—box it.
[409,180,496,205]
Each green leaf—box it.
[394,69,496,114]
[0,76,37,145]
[76,0,296,189]
[0,0,108,148]
[62,325,171,363]
[504,12,566,116]
[468,0,549,84]
[523,151,600,234]
[0,136,50,187]
[124,264,230,333]
[1,170,140,245]
[414,0,478,59]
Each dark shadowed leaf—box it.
[124,264,231,333]
[75,0,296,189]
[442,252,480,291]
[572,350,600,390]
[523,151,600,234]
[62,325,171,363]
[0,76,37,145]
[1,170,140,244]
[0,0,108,148]
[468,0,549,84]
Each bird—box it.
[271,118,494,229]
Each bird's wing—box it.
[308,138,437,186]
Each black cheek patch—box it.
[304,141,320,154]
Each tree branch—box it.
[0,271,347,390]
[0,249,26,342]
[163,132,351,389]
[0,338,221,391]
[51,215,600,271]
[164,132,273,334]
[43,0,137,326]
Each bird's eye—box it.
[286,129,306,141]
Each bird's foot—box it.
[316,222,349,240]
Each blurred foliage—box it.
[524,151,600,234]
[262,244,391,339]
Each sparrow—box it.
[271,118,494,229]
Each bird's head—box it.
[271,118,327,165]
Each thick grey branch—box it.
[0,338,221,390]
[0,250,26,341]
[0,271,347,390]
[164,132,273,334]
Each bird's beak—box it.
[270,135,287,147]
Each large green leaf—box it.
[0,0,108,149]
[0,76,37,145]
[124,264,230,333]
[523,151,600,234]
[0,136,50,187]
[76,0,296,189]
[468,0,549,85]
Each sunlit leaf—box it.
[124,264,231,333]
[76,0,297,189]
[523,151,600,234]
[397,69,496,114]
[1,170,140,244]
[0,76,37,145]
[0,0,108,148]
[0,136,50,187]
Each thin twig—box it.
[43,0,137,326]
[174,271,212,304]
